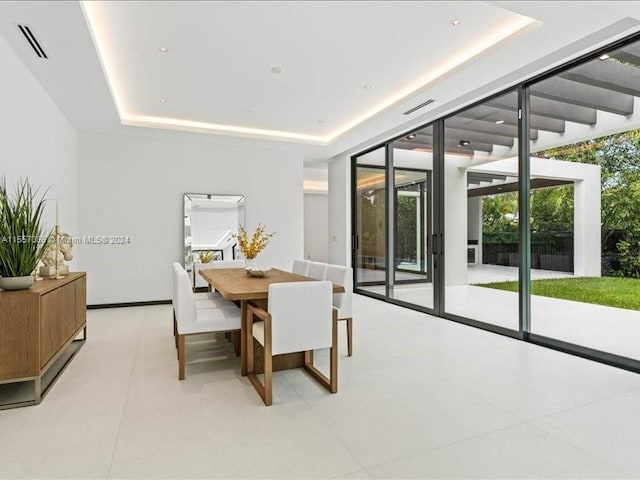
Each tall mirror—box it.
[183,193,245,287]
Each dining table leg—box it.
[240,300,248,376]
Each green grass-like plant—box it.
[0,177,51,277]
[478,277,640,311]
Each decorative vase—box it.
[245,257,257,275]
[245,258,271,277]
[0,275,35,291]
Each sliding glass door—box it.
[354,147,387,297]
[351,30,640,372]
[389,125,435,309]
[527,37,640,362]
[442,89,520,332]
[353,125,436,311]
[354,93,523,331]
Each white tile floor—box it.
[360,264,571,311]
[361,265,640,360]
[2,296,640,479]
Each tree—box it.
[395,194,418,263]
[358,187,386,260]
[530,185,573,233]
[482,192,518,234]
[540,129,640,276]
[481,129,640,276]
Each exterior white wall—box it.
[78,132,304,305]
[445,156,470,286]
[0,35,78,266]
[467,197,483,264]
[328,156,350,266]
[303,193,329,262]
[573,171,602,277]
[471,156,601,276]
[529,157,601,277]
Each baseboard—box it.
[87,300,171,309]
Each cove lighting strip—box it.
[81,1,534,145]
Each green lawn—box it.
[478,277,640,311]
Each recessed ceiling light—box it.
[407,134,416,139]
[598,54,610,61]
[495,119,505,125]
[459,140,470,146]
[450,19,461,26]
[158,47,168,53]
[270,66,283,74]
[363,84,372,90]
[160,98,166,103]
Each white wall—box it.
[303,193,328,262]
[78,132,303,304]
[0,35,78,261]
[328,156,350,266]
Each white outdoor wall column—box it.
[445,156,469,286]
[467,196,483,265]
[573,165,601,277]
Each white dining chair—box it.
[194,260,245,300]
[172,263,241,352]
[172,263,224,309]
[174,267,241,380]
[172,263,212,343]
[245,281,337,406]
[307,261,328,280]
[292,259,311,276]
[324,264,354,356]
[192,259,246,338]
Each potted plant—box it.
[234,223,276,276]
[0,177,51,290]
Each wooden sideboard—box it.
[0,272,86,409]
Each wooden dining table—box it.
[198,267,344,375]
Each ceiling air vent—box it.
[17,24,48,59]
[403,99,435,116]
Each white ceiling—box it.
[1,1,640,164]
[81,1,533,142]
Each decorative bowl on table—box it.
[246,266,272,277]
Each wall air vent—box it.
[17,24,48,59]
[403,99,435,116]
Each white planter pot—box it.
[0,275,34,291]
